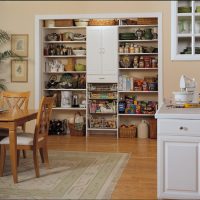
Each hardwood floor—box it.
[48,135,157,199]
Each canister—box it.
[137,120,149,138]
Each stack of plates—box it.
[119,33,136,40]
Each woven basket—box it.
[137,18,158,25]
[69,112,85,136]
[68,123,85,136]
[119,126,137,138]
[89,19,118,26]
[55,19,74,27]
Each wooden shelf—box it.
[44,71,86,74]
[118,91,158,93]
[119,25,158,28]
[53,107,86,110]
[119,39,158,42]
[119,53,158,55]
[90,112,117,115]
[44,88,86,91]
[119,68,158,70]
[88,128,118,131]
[43,26,87,29]
[44,55,86,58]
[44,41,86,44]
[118,114,155,116]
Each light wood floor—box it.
[48,135,157,199]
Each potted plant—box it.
[0,29,20,91]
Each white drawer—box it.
[87,75,118,83]
[158,119,200,136]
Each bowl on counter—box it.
[173,91,194,104]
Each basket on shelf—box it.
[89,19,118,26]
[119,125,137,138]
[137,18,158,25]
[69,112,85,136]
[55,19,74,27]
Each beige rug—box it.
[0,151,129,199]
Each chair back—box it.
[1,91,30,112]
[34,96,55,145]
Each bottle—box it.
[139,56,144,68]
[137,120,149,138]
[118,97,126,114]
[124,43,129,53]
[130,43,134,53]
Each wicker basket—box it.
[69,112,85,136]
[55,19,74,27]
[137,18,158,25]
[126,19,138,25]
[89,19,118,26]
[119,126,137,138]
[68,123,85,136]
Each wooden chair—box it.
[0,96,55,178]
[0,91,30,158]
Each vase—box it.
[144,28,153,40]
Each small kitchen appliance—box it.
[173,75,198,104]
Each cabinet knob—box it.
[179,126,188,131]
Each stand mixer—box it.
[173,75,198,104]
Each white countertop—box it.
[155,104,200,120]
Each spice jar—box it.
[139,56,145,68]
[119,45,124,53]
[124,43,129,53]
[151,57,158,68]
[130,43,135,53]
[134,45,139,53]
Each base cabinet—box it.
[158,136,200,199]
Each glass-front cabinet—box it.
[171,1,200,60]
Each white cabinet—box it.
[87,26,118,82]
[171,1,200,60]
[158,136,200,199]
[156,105,200,199]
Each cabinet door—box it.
[158,136,200,199]
[87,27,102,75]
[101,27,118,75]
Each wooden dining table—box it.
[0,109,37,183]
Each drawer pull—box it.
[179,126,188,131]
[99,77,105,80]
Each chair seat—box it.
[0,133,34,145]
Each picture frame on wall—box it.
[11,60,28,82]
[11,34,28,57]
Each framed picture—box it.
[11,60,28,82]
[11,34,28,57]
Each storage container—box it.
[137,120,149,138]
[119,125,137,138]
[55,19,74,27]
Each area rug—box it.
[0,151,129,199]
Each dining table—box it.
[0,109,37,183]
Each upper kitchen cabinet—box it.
[87,26,118,82]
[171,1,200,60]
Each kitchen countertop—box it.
[155,104,200,119]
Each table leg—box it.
[9,129,18,183]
